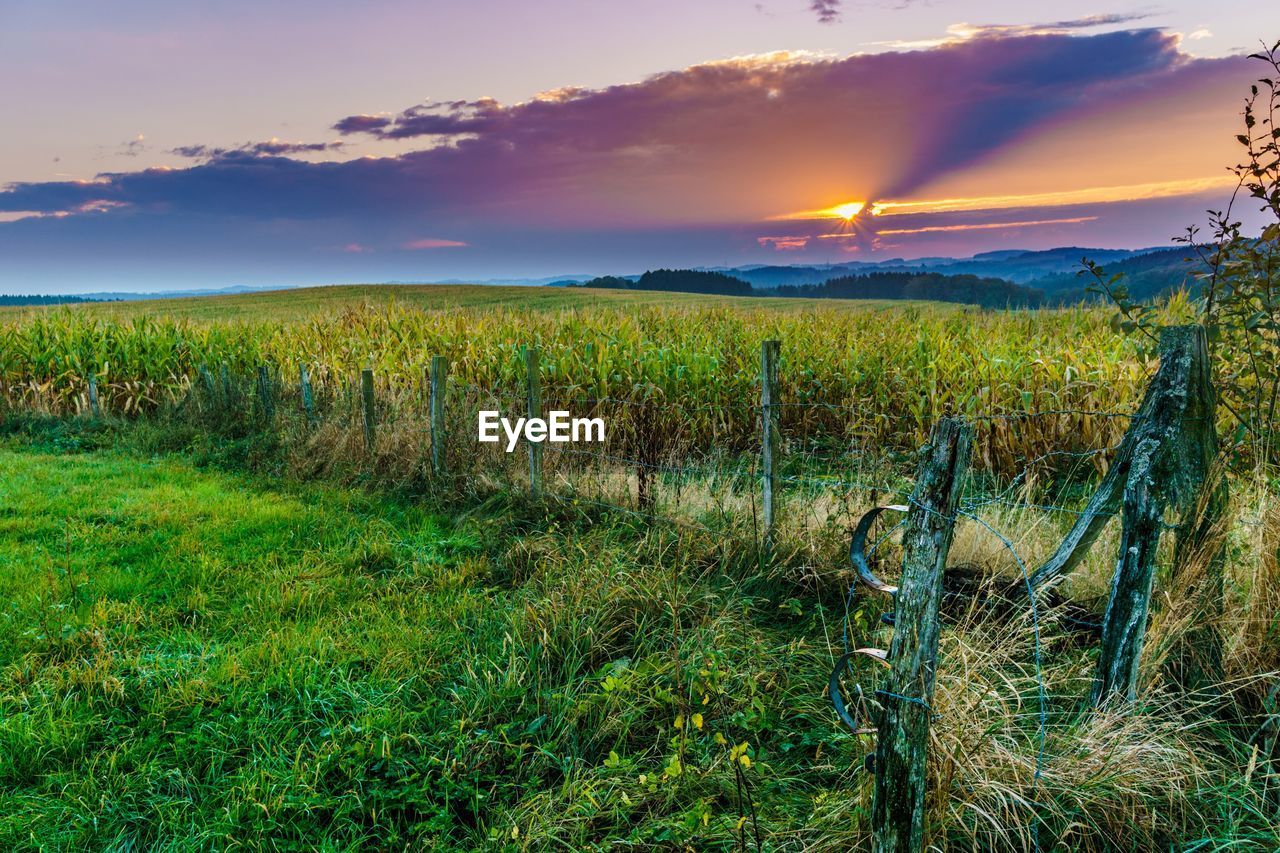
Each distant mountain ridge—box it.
[7,246,1195,303]
[573,246,1205,307]
[705,246,1163,289]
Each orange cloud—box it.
[872,215,1099,236]
[402,238,467,250]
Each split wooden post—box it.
[871,417,972,853]
[87,373,101,418]
[1090,325,1224,700]
[760,339,780,553]
[1028,325,1216,592]
[299,362,317,426]
[524,345,543,496]
[429,355,448,477]
[256,364,275,426]
[361,368,376,451]
[1168,328,1225,692]
[1092,439,1162,704]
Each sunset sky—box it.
[0,0,1273,292]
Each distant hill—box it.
[582,267,1044,307]
[3,246,1194,305]
[716,246,1154,288]
[725,264,843,288]
[1031,246,1204,303]
[902,246,1142,282]
[770,271,1044,308]
[66,284,297,302]
[579,269,755,296]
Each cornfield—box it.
[0,293,1163,474]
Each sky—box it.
[0,0,1275,292]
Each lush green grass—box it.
[0,445,486,847]
[3,428,1275,851]
[0,440,859,849]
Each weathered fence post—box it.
[429,355,448,477]
[1092,439,1162,704]
[872,416,972,853]
[524,346,542,496]
[87,373,101,419]
[361,367,376,451]
[256,364,275,426]
[299,362,317,426]
[760,339,780,552]
[1168,327,1225,692]
[1028,325,1216,591]
[1091,325,1223,701]
[219,363,234,412]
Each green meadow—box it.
[0,285,1276,850]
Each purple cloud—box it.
[331,114,392,135]
[172,139,342,160]
[810,1,840,24]
[334,99,501,140]
[0,29,1252,262]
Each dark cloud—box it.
[119,136,148,157]
[335,99,501,140]
[810,1,840,24]
[172,139,342,160]
[331,114,392,134]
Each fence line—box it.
[31,349,1149,537]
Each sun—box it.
[828,201,865,221]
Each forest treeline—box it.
[0,294,95,306]
[578,268,1045,307]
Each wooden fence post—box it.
[760,339,780,552]
[299,362,317,426]
[361,368,376,451]
[219,363,234,412]
[1029,325,1216,591]
[87,374,101,419]
[256,365,275,426]
[430,355,448,477]
[1092,439,1162,705]
[872,417,972,853]
[1168,328,1225,693]
[525,346,543,496]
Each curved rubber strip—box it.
[829,656,879,735]
[829,651,862,734]
[850,504,907,595]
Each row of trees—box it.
[0,294,95,306]
[578,268,1044,308]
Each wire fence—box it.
[1,352,1150,549]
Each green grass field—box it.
[0,439,855,849]
[0,285,1276,850]
[1,284,887,323]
